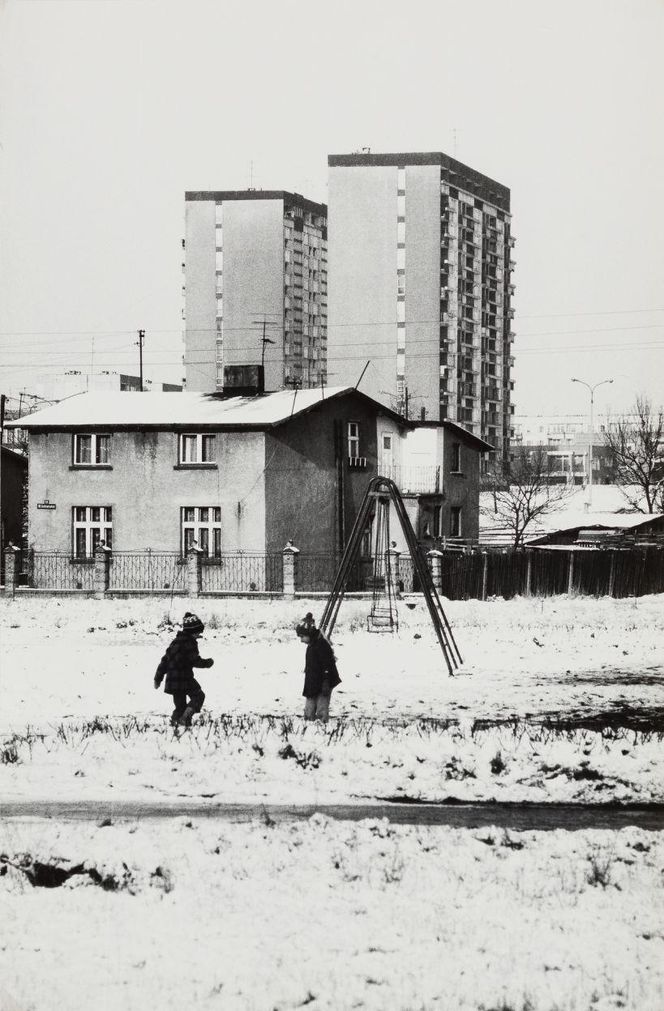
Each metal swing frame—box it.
[319,476,463,676]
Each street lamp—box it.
[570,377,613,508]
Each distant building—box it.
[326,151,515,462]
[31,372,182,402]
[513,414,614,485]
[184,190,328,394]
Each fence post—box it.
[4,544,19,595]
[481,551,489,601]
[567,550,575,596]
[387,546,402,595]
[525,550,533,597]
[426,549,443,592]
[608,550,616,597]
[93,544,112,599]
[186,547,203,597]
[282,541,300,599]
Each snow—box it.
[1,592,663,1009]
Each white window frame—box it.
[72,506,113,558]
[450,506,462,538]
[179,433,216,465]
[181,506,222,557]
[347,422,360,459]
[73,433,111,467]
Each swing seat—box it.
[367,607,398,632]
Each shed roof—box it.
[7,386,408,431]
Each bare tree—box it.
[604,396,664,513]
[482,446,574,548]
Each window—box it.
[73,506,113,558]
[73,433,110,466]
[450,506,462,538]
[347,421,360,458]
[179,433,216,465]
[181,506,222,557]
[451,442,461,472]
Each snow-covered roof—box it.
[7,386,397,430]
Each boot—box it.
[179,705,195,728]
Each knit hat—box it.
[182,612,204,635]
[295,612,317,638]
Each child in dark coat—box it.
[154,612,214,727]
[296,612,341,722]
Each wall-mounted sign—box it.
[37,501,56,510]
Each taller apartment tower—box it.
[327,152,515,461]
[184,191,328,393]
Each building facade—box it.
[184,191,328,394]
[327,152,515,462]
[513,414,615,485]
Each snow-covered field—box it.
[1,593,663,1010]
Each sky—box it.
[1,0,663,423]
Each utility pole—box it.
[136,330,145,391]
[0,394,5,558]
[251,314,280,390]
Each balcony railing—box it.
[380,464,441,494]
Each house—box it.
[528,513,664,548]
[1,444,28,552]
[9,387,490,566]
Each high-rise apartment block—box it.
[184,191,328,393]
[327,152,515,460]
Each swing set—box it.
[318,476,463,676]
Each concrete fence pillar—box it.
[386,547,401,595]
[481,551,489,601]
[525,550,533,597]
[282,541,300,599]
[4,545,19,595]
[426,549,443,592]
[186,548,203,597]
[93,545,112,599]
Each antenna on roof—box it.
[355,360,371,390]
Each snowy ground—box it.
[2,817,664,1011]
[1,593,663,1009]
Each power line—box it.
[1,319,664,341]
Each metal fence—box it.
[200,553,283,593]
[297,554,365,593]
[22,551,96,591]
[108,552,186,592]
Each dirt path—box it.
[2,800,664,831]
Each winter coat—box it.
[154,630,213,696]
[302,631,341,698]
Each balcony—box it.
[380,464,441,494]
